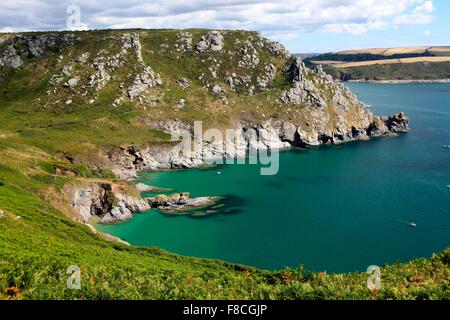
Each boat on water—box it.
[410,222,417,227]
[443,145,450,149]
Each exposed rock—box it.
[385,112,409,132]
[367,113,409,137]
[176,99,186,109]
[0,45,23,69]
[280,82,305,105]
[0,209,4,218]
[149,193,216,213]
[257,64,277,89]
[196,31,224,53]
[121,33,144,62]
[238,41,260,68]
[64,77,79,88]
[0,34,78,69]
[177,78,190,88]
[212,84,223,95]
[367,116,390,137]
[175,31,193,52]
[101,205,132,224]
[66,183,150,224]
[128,66,162,99]
[266,40,290,58]
[112,97,124,107]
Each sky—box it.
[0,0,449,53]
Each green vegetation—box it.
[0,30,449,300]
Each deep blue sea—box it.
[98,83,450,273]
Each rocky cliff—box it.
[65,183,150,224]
[0,29,408,179]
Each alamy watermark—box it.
[66,5,82,30]
[367,265,381,291]
[66,265,81,290]
[171,121,280,175]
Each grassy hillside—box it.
[0,30,449,300]
[0,142,449,300]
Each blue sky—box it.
[0,0,448,53]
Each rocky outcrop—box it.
[196,31,224,53]
[105,107,408,180]
[128,65,162,99]
[0,45,23,69]
[367,113,409,137]
[257,64,277,90]
[175,31,193,52]
[65,183,150,224]
[1,34,79,70]
[238,41,260,68]
[149,193,216,214]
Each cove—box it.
[97,83,450,273]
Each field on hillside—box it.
[308,46,450,81]
[337,46,450,56]
[315,56,450,68]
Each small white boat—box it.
[442,145,450,149]
[410,222,417,227]
[447,185,450,189]
[216,171,222,175]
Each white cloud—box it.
[0,0,436,38]
[393,0,435,26]
[424,30,431,37]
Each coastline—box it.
[346,79,450,84]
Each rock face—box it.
[148,193,216,213]
[238,41,260,68]
[196,31,224,52]
[106,108,408,180]
[175,31,193,52]
[0,45,23,69]
[0,34,79,69]
[128,65,162,99]
[65,183,150,224]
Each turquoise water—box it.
[97,83,450,273]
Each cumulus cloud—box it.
[0,0,436,42]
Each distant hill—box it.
[294,53,322,59]
[306,46,450,81]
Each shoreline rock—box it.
[148,193,217,214]
[65,183,150,224]
[106,113,409,180]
